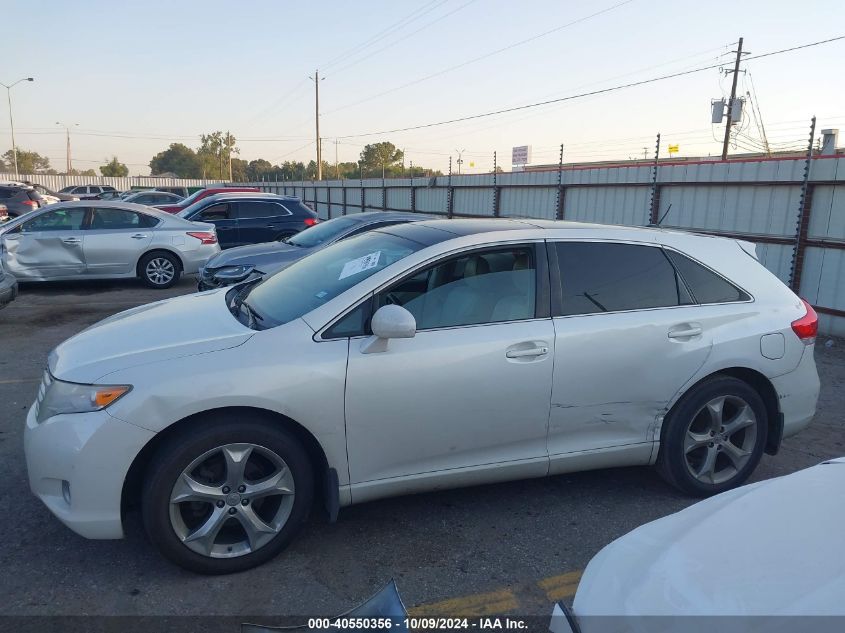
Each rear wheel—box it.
[657,376,767,497]
[141,414,314,574]
[139,251,181,289]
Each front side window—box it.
[244,232,427,328]
[197,203,230,221]
[665,250,749,304]
[237,201,290,219]
[376,246,537,330]
[555,242,691,316]
[22,208,87,232]
[72,187,88,194]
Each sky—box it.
[2,0,845,176]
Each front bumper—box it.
[197,267,262,291]
[0,275,17,308]
[24,402,155,539]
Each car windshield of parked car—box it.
[287,216,360,248]
[243,231,424,328]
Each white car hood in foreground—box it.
[573,458,845,622]
[49,289,254,383]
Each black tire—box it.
[138,251,182,289]
[141,413,314,574]
[656,376,768,497]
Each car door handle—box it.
[506,346,549,359]
[668,324,703,339]
[131,234,148,239]
[62,237,81,244]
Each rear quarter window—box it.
[665,249,750,304]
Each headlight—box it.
[37,376,131,423]
[213,265,255,281]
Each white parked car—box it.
[555,457,845,632]
[24,219,819,573]
[0,201,220,288]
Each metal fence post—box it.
[789,116,817,292]
[492,151,501,217]
[410,175,416,213]
[649,133,661,225]
[342,180,347,216]
[360,172,365,211]
[555,144,565,220]
[447,157,454,218]
[382,173,387,212]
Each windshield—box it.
[288,216,360,248]
[244,231,425,327]
[177,189,206,207]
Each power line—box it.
[328,0,478,76]
[319,0,448,70]
[335,34,845,139]
[323,0,635,116]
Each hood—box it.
[573,459,845,619]
[206,241,312,270]
[49,289,254,383]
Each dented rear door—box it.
[546,240,712,466]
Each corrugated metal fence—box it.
[261,155,845,337]
[0,173,215,191]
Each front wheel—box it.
[139,251,181,289]
[657,376,768,497]
[141,415,314,574]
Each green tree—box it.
[359,142,403,177]
[246,158,274,181]
[230,157,249,182]
[150,143,201,178]
[198,130,238,180]
[100,156,129,177]
[2,148,51,174]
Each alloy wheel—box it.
[168,443,295,558]
[683,395,758,485]
[145,258,176,285]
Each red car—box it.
[155,187,260,213]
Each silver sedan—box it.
[0,201,220,288]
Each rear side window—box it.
[237,201,290,219]
[0,189,15,200]
[555,242,691,316]
[283,201,315,217]
[665,250,749,304]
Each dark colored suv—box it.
[177,193,318,249]
[0,185,44,218]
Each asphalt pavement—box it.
[1,277,843,618]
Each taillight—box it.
[22,200,38,209]
[303,217,319,227]
[791,298,818,344]
[186,231,217,245]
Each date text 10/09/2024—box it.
[306,617,529,630]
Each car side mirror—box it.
[360,304,416,354]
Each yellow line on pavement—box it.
[409,588,519,617]
[409,569,583,616]
[537,571,582,601]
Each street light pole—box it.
[1,77,35,178]
[455,148,465,175]
[56,122,79,174]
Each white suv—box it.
[24,219,820,573]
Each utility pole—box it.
[310,70,324,180]
[455,148,465,174]
[721,37,745,160]
[56,121,78,174]
[2,77,34,178]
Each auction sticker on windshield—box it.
[339,252,381,280]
